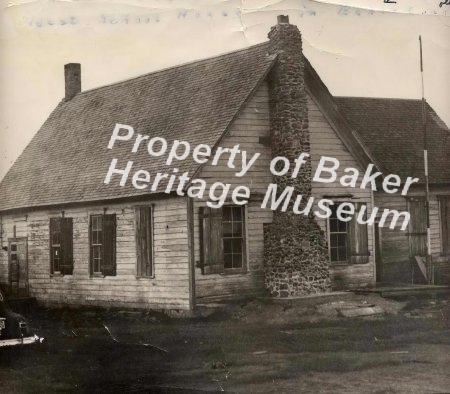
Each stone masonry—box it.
[264,15,331,297]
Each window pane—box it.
[232,239,242,254]
[223,223,233,238]
[330,205,338,218]
[338,246,347,262]
[93,245,102,273]
[330,248,338,262]
[330,218,338,232]
[52,231,60,245]
[330,234,339,248]
[223,239,232,254]
[223,207,232,222]
[10,244,17,252]
[224,254,233,269]
[233,221,243,237]
[338,219,347,232]
[53,247,61,271]
[92,216,102,232]
[232,207,242,221]
[232,253,242,268]
[337,234,347,247]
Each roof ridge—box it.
[334,96,422,102]
[76,41,271,97]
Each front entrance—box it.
[8,238,28,297]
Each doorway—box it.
[8,238,28,297]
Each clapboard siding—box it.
[308,95,375,287]
[195,81,273,300]
[0,196,191,309]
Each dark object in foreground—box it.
[0,289,41,347]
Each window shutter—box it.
[136,207,153,277]
[49,218,58,273]
[439,197,450,255]
[102,214,116,276]
[349,202,369,264]
[60,218,73,275]
[89,215,94,276]
[200,206,224,274]
[408,197,427,257]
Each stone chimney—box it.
[267,15,308,185]
[264,16,331,297]
[64,63,81,101]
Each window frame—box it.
[326,200,370,265]
[49,217,73,276]
[222,205,247,274]
[50,218,62,274]
[90,215,103,275]
[200,204,248,275]
[89,213,116,277]
[327,202,351,265]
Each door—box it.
[374,223,383,282]
[408,198,427,283]
[408,198,427,258]
[8,238,28,297]
[376,198,428,284]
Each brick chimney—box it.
[264,16,331,297]
[64,63,81,101]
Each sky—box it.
[0,0,449,181]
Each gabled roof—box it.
[0,42,276,212]
[2,39,448,213]
[335,97,450,184]
[303,58,381,173]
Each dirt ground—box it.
[1,293,449,394]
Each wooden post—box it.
[419,36,433,284]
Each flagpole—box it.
[419,35,433,284]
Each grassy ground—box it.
[1,294,449,393]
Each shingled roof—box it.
[335,97,450,184]
[2,39,448,213]
[0,42,276,212]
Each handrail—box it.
[414,256,428,281]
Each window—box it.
[49,217,73,275]
[89,214,116,276]
[200,205,246,274]
[223,206,245,270]
[329,204,349,263]
[328,202,369,264]
[135,206,154,277]
[439,196,450,255]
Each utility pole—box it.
[419,36,433,284]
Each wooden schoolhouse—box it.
[0,15,448,310]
